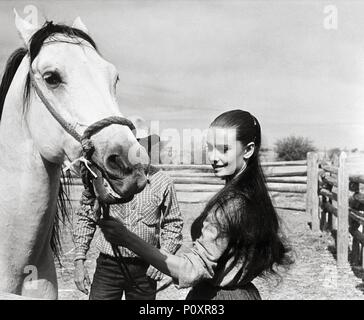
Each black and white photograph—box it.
[0,0,364,304]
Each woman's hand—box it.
[98,218,130,246]
[99,218,180,279]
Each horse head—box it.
[14,11,150,202]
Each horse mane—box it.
[0,48,27,121]
[0,21,98,263]
[53,169,73,265]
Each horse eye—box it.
[43,72,62,88]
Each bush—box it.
[274,136,317,161]
[327,148,341,161]
[260,147,271,153]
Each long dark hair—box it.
[191,109,293,284]
[0,21,97,262]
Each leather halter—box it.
[28,69,136,153]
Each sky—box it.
[1,0,364,150]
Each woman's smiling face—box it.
[206,126,246,178]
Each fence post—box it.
[362,226,364,268]
[307,152,319,232]
[337,152,349,268]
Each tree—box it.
[274,136,317,161]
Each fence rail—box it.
[306,151,364,268]
[64,159,307,210]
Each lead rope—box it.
[100,202,173,294]
[78,117,145,293]
[99,203,137,291]
[81,122,172,294]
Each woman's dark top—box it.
[175,195,252,289]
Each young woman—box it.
[99,109,292,300]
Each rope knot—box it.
[81,138,95,158]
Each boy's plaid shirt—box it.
[73,169,183,260]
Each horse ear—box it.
[72,17,89,34]
[14,8,38,47]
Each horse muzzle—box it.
[91,163,149,204]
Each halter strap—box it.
[29,71,83,142]
[28,69,136,158]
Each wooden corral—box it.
[307,151,364,268]
[154,162,307,209]
[65,160,308,211]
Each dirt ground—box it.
[56,194,364,300]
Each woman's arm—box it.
[99,207,231,288]
[98,219,183,279]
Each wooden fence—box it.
[154,161,307,208]
[60,151,364,271]
[306,151,364,268]
[66,160,308,210]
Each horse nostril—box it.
[105,154,130,174]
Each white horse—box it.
[0,12,149,299]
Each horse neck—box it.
[0,57,60,272]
